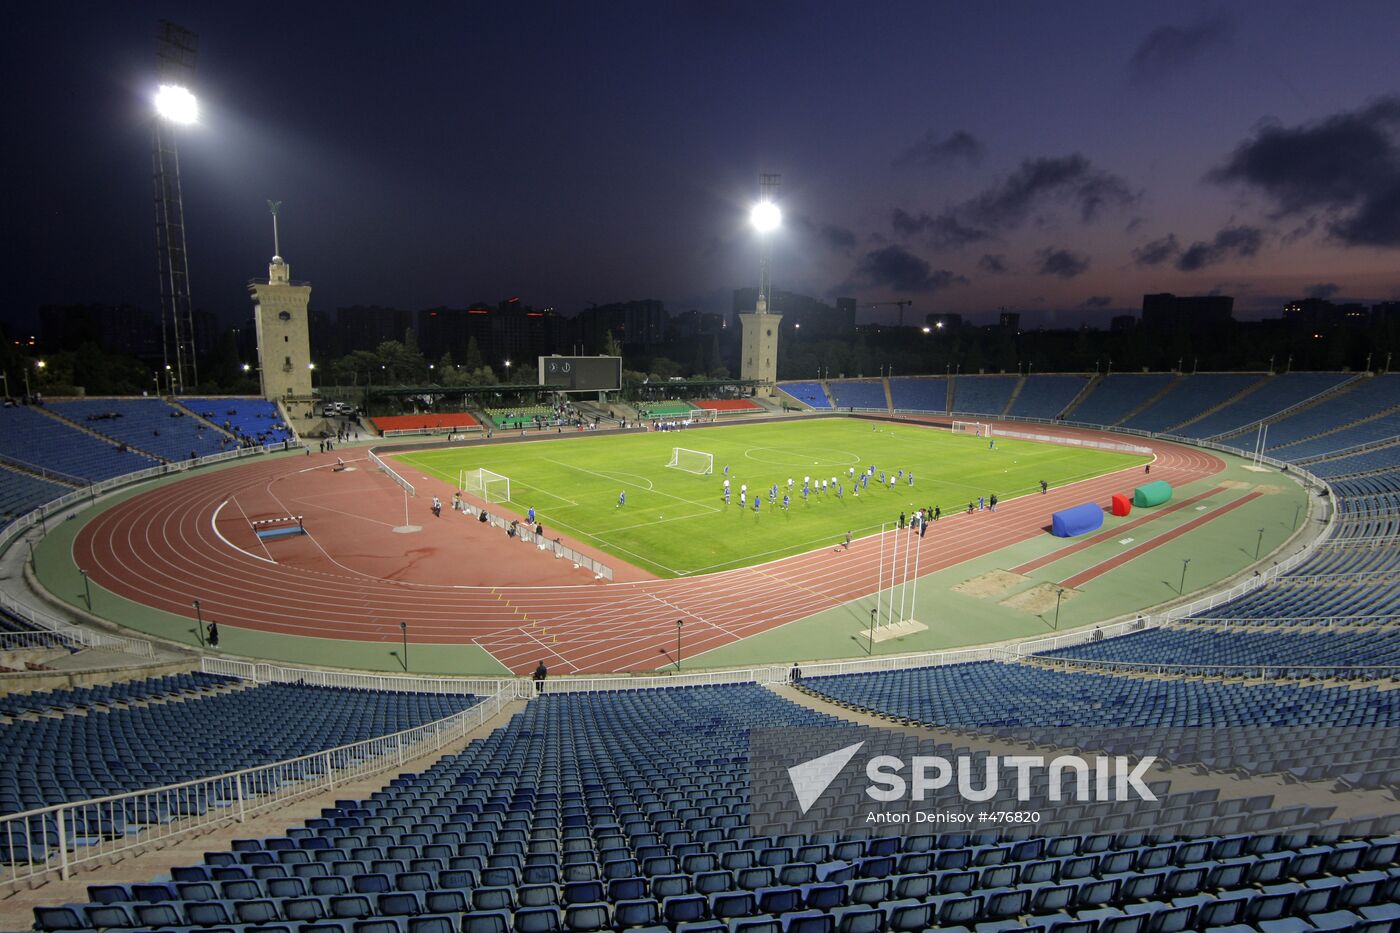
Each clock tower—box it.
[248,202,313,402]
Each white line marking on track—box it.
[228,496,277,562]
[211,500,276,564]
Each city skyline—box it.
[7,2,1400,335]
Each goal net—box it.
[666,448,713,475]
[461,468,512,503]
[951,420,991,438]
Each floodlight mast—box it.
[752,173,781,312]
[152,19,200,394]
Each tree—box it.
[602,331,622,359]
[463,336,484,372]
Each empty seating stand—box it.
[951,376,1019,416]
[1120,373,1262,434]
[0,406,157,482]
[185,398,294,446]
[28,682,1400,933]
[777,382,831,409]
[826,381,887,410]
[50,398,228,463]
[1008,374,1088,420]
[888,376,948,413]
[0,465,69,527]
[1068,373,1175,426]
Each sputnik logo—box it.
[787,741,865,815]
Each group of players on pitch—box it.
[717,463,915,513]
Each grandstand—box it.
[775,381,831,409]
[370,413,480,435]
[6,367,1400,933]
[888,376,947,413]
[183,398,294,446]
[950,374,1019,416]
[49,398,228,462]
[0,679,480,814]
[692,398,762,413]
[1068,373,1175,426]
[0,406,158,482]
[1008,374,1089,419]
[0,467,71,528]
[636,401,698,419]
[1119,373,1262,434]
[825,380,886,410]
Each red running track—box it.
[73,424,1222,674]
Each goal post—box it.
[951,420,992,438]
[461,468,512,503]
[666,447,713,475]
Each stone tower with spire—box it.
[248,201,313,402]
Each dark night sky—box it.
[7,1,1400,333]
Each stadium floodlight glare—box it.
[750,200,781,233]
[155,84,198,124]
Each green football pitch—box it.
[394,419,1148,578]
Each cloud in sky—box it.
[1210,97,1400,247]
[977,253,1007,274]
[1306,282,1341,300]
[893,154,1136,250]
[1129,15,1234,83]
[1036,247,1090,279]
[1176,225,1263,271]
[1132,233,1180,267]
[892,129,986,169]
[1080,295,1112,308]
[846,245,969,293]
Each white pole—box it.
[899,521,913,622]
[887,524,900,629]
[876,522,886,629]
[909,524,923,624]
[404,486,411,527]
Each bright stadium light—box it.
[155,84,198,124]
[750,200,781,233]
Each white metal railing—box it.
[0,583,152,657]
[531,666,772,695]
[990,427,1152,455]
[1032,655,1400,681]
[367,449,416,497]
[382,425,482,438]
[1275,570,1400,586]
[202,656,512,696]
[0,443,298,658]
[1295,431,1400,464]
[1177,614,1396,627]
[0,452,87,487]
[458,502,614,581]
[0,681,519,891]
[785,645,1013,681]
[1204,373,1367,442]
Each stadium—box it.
[2,363,1399,933]
[6,8,1400,933]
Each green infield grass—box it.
[394,418,1148,577]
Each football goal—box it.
[666,448,713,475]
[461,468,512,504]
[951,420,992,438]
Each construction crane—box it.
[868,300,913,328]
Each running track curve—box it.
[74,425,1222,674]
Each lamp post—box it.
[80,569,91,611]
[0,371,8,399]
[1179,558,1191,596]
[1054,588,1065,630]
[1294,503,1302,530]
[868,606,878,655]
[675,619,684,672]
[1254,527,1265,561]
[400,621,409,671]
[193,599,204,646]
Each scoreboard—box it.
[538,356,622,392]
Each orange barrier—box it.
[370,413,480,432]
[1111,493,1132,517]
[693,398,761,412]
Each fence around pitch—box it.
[201,656,511,696]
[0,682,519,892]
[367,449,416,497]
[0,443,296,659]
[457,501,614,581]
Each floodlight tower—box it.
[152,20,200,395]
[739,173,783,396]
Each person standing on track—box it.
[990,493,998,513]
[206,621,219,648]
[1041,479,1048,494]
